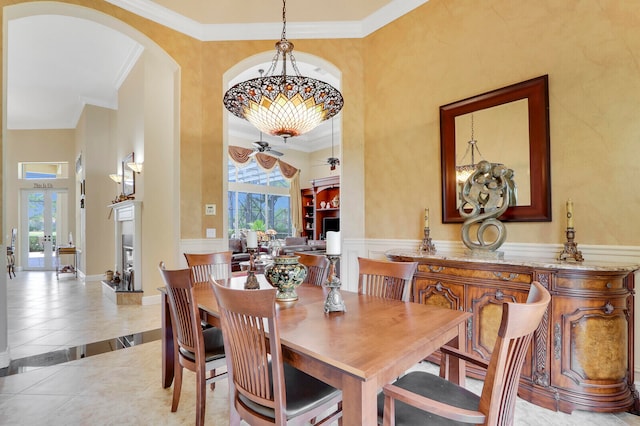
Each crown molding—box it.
[105,0,429,41]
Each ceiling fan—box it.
[249,140,284,157]
[326,119,340,170]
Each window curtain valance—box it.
[228,146,303,237]
[228,146,298,180]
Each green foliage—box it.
[250,219,266,231]
[28,231,56,252]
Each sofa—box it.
[229,236,327,271]
[280,237,326,255]
[228,238,250,271]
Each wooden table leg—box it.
[161,291,175,388]
[341,374,379,426]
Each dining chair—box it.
[378,280,551,426]
[357,257,418,301]
[184,251,233,335]
[184,251,233,283]
[210,279,343,426]
[294,252,330,286]
[158,262,227,426]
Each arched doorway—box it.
[222,51,343,241]
[1,1,180,365]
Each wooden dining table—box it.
[160,274,471,425]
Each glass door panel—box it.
[21,189,68,270]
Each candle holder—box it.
[244,247,260,289]
[323,254,346,313]
[418,227,437,255]
[558,228,584,262]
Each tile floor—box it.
[0,271,638,425]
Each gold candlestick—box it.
[558,227,583,262]
[244,247,260,289]
[419,227,437,255]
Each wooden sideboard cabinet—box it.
[386,250,639,414]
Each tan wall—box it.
[4,0,638,270]
[364,0,640,245]
[79,105,114,275]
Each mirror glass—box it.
[454,99,530,208]
[441,75,551,222]
[122,152,135,196]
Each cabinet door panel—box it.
[414,278,464,311]
[468,286,529,359]
[552,295,630,391]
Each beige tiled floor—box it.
[0,272,638,425]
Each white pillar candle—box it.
[247,230,258,248]
[326,231,341,255]
[566,199,574,228]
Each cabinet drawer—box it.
[555,275,625,291]
[417,263,532,284]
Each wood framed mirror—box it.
[122,152,135,196]
[440,75,551,223]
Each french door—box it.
[21,189,68,270]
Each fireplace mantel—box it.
[109,200,142,292]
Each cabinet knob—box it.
[606,282,612,289]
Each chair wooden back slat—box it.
[479,280,551,425]
[158,265,202,359]
[295,252,330,286]
[212,281,285,418]
[357,257,418,301]
[184,251,233,283]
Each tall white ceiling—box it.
[6,0,428,149]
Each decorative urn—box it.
[264,255,308,302]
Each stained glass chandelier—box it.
[223,0,344,140]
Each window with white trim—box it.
[228,157,291,238]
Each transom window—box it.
[19,162,69,179]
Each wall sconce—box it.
[109,174,122,183]
[127,162,143,174]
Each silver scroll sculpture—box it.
[459,160,516,257]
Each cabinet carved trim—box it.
[386,250,639,414]
[554,322,561,361]
[533,309,550,387]
[415,279,462,310]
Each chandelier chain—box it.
[281,0,287,41]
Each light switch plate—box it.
[205,204,216,215]
[206,228,216,238]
